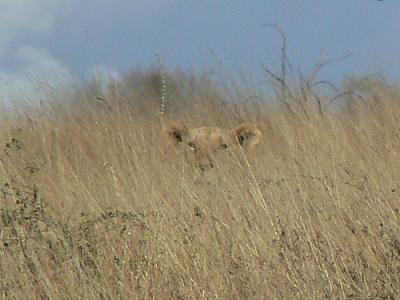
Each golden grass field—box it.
[0,69,399,299]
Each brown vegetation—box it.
[0,69,399,299]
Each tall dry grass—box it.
[0,69,399,299]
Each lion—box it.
[166,120,262,170]
[154,54,261,169]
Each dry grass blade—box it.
[0,68,398,299]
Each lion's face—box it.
[166,121,261,170]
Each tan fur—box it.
[166,120,262,169]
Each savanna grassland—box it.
[0,67,399,299]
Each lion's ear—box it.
[233,122,262,148]
[166,120,188,143]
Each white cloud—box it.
[0,0,67,56]
[0,0,177,106]
[0,47,73,105]
[0,1,75,105]
[88,64,122,96]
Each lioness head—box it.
[166,121,261,170]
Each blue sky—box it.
[0,0,399,99]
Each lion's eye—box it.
[221,143,228,149]
[188,142,196,151]
[174,132,183,142]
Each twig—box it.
[312,80,340,93]
[155,52,167,115]
[262,23,292,96]
[306,52,352,87]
